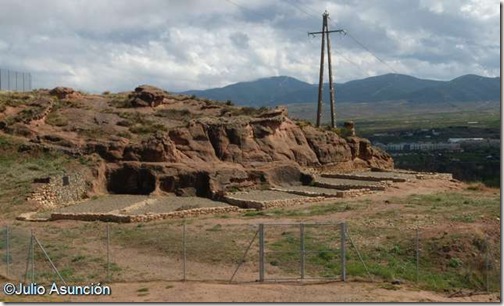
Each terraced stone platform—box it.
[271,185,374,198]
[223,190,326,210]
[18,169,454,223]
[320,170,452,182]
[313,177,388,191]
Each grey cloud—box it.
[0,0,498,92]
[229,32,250,49]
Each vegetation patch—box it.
[117,112,167,135]
[45,111,69,127]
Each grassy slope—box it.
[0,134,79,218]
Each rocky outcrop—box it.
[49,87,82,100]
[129,85,169,107]
[10,85,393,205]
[79,106,393,198]
[346,137,393,170]
[104,161,293,199]
[81,106,391,173]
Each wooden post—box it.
[326,23,336,128]
[309,11,344,128]
[315,13,327,127]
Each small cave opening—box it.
[107,166,156,195]
[159,172,211,198]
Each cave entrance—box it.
[107,166,156,195]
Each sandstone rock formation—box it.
[129,85,169,107]
[96,107,393,198]
[1,85,393,203]
[49,87,82,100]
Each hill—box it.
[181,74,500,106]
[183,76,314,106]
[0,86,392,218]
[0,87,499,302]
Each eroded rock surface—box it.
[2,85,393,202]
[96,107,393,197]
[49,87,82,100]
[129,85,169,107]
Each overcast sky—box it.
[0,0,500,92]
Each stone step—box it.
[313,177,388,191]
[270,186,375,198]
[320,172,408,183]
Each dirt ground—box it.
[69,280,498,303]
[1,177,500,303]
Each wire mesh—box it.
[0,69,32,92]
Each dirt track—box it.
[67,280,499,303]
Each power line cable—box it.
[226,0,400,77]
[288,1,320,19]
[343,31,399,74]
[296,1,322,17]
[332,48,373,78]
[225,0,293,27]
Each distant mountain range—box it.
[181,74,500,107]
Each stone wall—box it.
[27,173,88,210]
[223,195,328,210]
[49,206,244,223]
[269,187,375,198]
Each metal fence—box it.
[0,69,32,92]
[0,221,500,292]
[258,222,346,282]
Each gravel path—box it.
[55,195,149,213]
[349,171,418,180]
[314,177,383,187]
[275,185,344,195]
[127,197,231,215]
[228,190,307,201]
[53,195,231,214]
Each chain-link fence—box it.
[0,221,500,292]
[344,223,501,292]
[0,69,32,92]
[259,223,346,282]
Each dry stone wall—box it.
[49,206,243,223]
[223,194,328,210]
[27,173,88,210]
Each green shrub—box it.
[45,112,68,127]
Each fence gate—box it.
[258,222,346,282]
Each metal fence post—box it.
[106,223,110,281]
[485,237,489,292]
[258,224,265,282]
[31,229,35,283]
[5,226,9,277]
[300,223,305,279]
[416,228,420,283]
[340,222,346,282]
[183,219,187,281]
